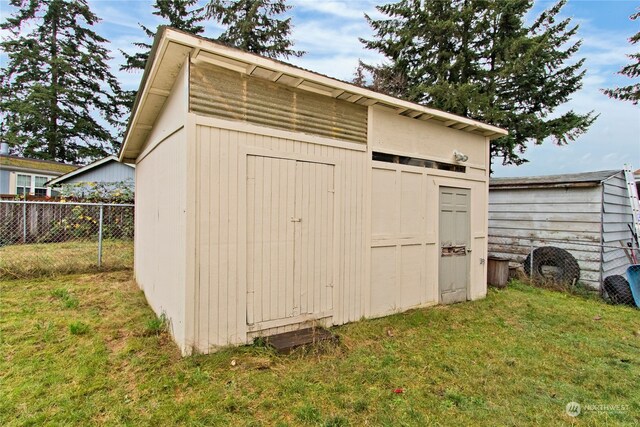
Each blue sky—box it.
[1,0,639,176]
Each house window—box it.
[34,176,48,196]
[16,174,31,195]
[15,174,52,196]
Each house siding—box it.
[61,161,134,185]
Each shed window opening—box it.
[372,152,466,173]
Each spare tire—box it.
[523,246,580,284]
[603,275,635,306]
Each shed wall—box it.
[488,186,603,287]
[135,129,187,348]
[134,60,189,351]
[369,107,487,175]
[602,171,635,278]
[191,115,367,351]
[370,107,490,309]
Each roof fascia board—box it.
[118,31,173,162]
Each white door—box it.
[246,155,335,331]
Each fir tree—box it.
[205,0,304,59]
[120,0,204,72]
[361,0,597,167]
[120,0,204,109]
[603,10,640,104]
[0,0,125,163]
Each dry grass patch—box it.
[0,240,133,279]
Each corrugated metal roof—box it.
[490,170,620,189]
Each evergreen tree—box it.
[361,0,596,166]
[120,0,205,72]
[603,10,640,104]
[0,0,124,163]
[120,0,204,109]
[205,0,304,59]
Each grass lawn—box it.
[0,240,133,280]
[1,272,639,426]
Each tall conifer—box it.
[361,0,596,166]
[205,0,304,59]
[0,0,125,162]
[603,10,640,104]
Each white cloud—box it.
[292,0,379,20]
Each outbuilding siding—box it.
[488,186,603,287]
[602,171,635,277]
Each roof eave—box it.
[120,27,508,162]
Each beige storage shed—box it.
[119,27,508,355]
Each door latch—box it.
[290,217,302,222]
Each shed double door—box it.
[246,155,335,331]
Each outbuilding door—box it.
[439,187,470,304]
[246,155,335,331]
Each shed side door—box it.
[439,187,470,304]
[246,155,335,331]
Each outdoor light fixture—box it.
[454,151,469,163]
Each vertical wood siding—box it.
[193,120,366,351]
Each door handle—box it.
[466,248,472,253]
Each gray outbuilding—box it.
[488,169,638,289]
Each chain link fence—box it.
[0,200,134,279]
[488,234,639,307]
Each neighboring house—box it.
[488,170,636,289]
[0,143,78,197]
[47,155,135,190]
[119,28,507,355]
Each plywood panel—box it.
[371,168,398,237]
[371,246,397,314]
[400,171,423,237]
[400,244,423,309]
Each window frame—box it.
[14,173,54,196]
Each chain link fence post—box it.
[97,204,104,268]
[0,200,134,279]
[22,200,27,243]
